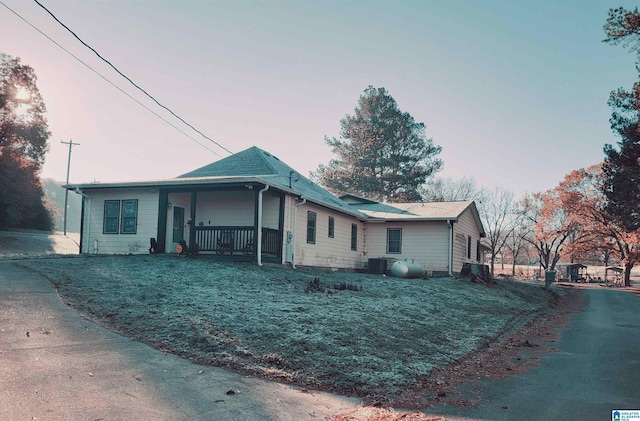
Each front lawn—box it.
[17,255,557,406]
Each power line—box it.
[32,0,234,156]
[0,1,223,157]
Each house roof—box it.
[349,200,486,236]
[67,146,366,219]
[66,146,484,232]
[179,146,366,218]
[352,200,472,219]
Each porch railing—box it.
[193,226,281,256]
[261,228,282,256]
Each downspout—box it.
[448,220,454,277]
[291,197,307,269]
[75,188,90,254]
[256,185,270,266]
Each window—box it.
[103,199,138,234]
[351,224,357,251]
[467,235,472,259]
[476,239,481,261]
[307,211,316,244]
[328,216,335,238]
[120,200,138,234]
[387,228,402,254]
[103,201,120,234]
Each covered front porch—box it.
[193,225,281,256]
[156,184,285,263]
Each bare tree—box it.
[517,192,575,271]
[478,186,516,278]
[420,176,485,202]
[504,221,527,277]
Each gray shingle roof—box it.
[351,200,474,220]
[180,146,366,218]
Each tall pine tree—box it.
[601,7,640,285]
[603,8,640,231]
[314,86,442,202]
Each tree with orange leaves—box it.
[517,190,577,272]
[555,164,639,287]
[0,53,52,230]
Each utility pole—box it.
[61,140,80,236]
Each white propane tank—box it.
[390,258,423,278]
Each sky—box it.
[2,0,639,198]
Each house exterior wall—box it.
[82,188,159,254]
[451,208,483,273]
[283,197,365,270]
[261,191,280,229]
[80,185,483,273]
[366,222,451,273]
[194,191,255,226]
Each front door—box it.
[172,206,185,243]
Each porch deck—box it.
[193,226,282,257]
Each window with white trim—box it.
[351,224,357,251]
[103,199,138,234]
[307,211,316,244]
[120,200,138,234]
[387,228,402,254]
[103,200,120,234]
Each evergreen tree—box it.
[604,87,640,231]
[314,86,442,202]
[603,8,640,231]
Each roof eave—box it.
[65,176,270,190]
[68,176,368,220]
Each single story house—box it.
[67,146,485,275]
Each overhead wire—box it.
[32,0,233,156]
[0,0,227,157]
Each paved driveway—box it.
[0,262,359,421]
[430,287,640,421]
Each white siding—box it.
[262,192,280,229]
[284,199,365,270]
[194,191,254,226]
[451,208,483,272]
[366,222,450,273]
[82,188,159,254]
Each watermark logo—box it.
[613,410,640,421]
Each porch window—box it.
[103,200,120,234]
[307,211,316,244]
[351,224,357,251]
[120,200,138,234]
[328,216,335,238]
[387,228,402,254]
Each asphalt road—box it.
[431,287,640,421]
